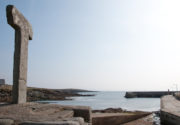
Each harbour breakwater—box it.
[125,91,176,98]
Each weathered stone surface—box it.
[6,5,33,104]
[19,121,80,125]
[64,117,85,125]
[62,105,92,123]
[19,117,88,125]
[0,103,74,123]
[122,114,154,125]
[0,103,92,124]
[92,112,150,125]
[0,119,14,125]
[0,79,5,85]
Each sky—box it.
[1,0,180,91]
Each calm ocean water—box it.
[42,91,160,111]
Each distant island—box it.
[0,84,95,103]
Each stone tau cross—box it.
[6,5,33,104]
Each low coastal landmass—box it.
[0,84,95,103]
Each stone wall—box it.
[160,95,180,125]
[161,110,180,125]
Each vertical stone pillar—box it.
[6,5,33,104]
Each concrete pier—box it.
[161,95,180,125]
[125,91,174,98]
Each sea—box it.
[41,91,160,112]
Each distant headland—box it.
[0,84,95,103]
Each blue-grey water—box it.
[41,91,160,111]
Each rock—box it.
[0,103,74,122]
[0,85,94,103]
[19,121,80,125]
[0,103,92,125]
[92,112,151,125]
[19,117,87,125]
[62,105,92,123]
[93,108,123,113]
[122,114,154,125]
[0,119,14,125]
[65,117,85,125]
[62,117,91,125]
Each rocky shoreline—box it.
[0,85,161,125]
[0,102,159,125]
[0,85,95,103]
